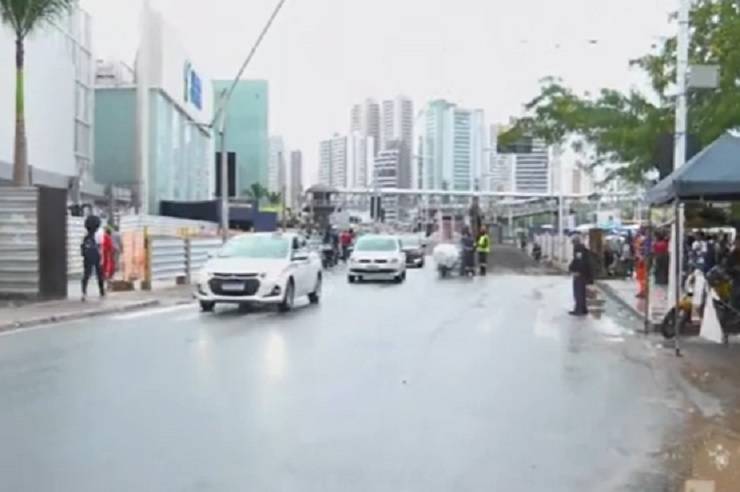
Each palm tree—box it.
[268,191,282,207]
[0,0,76,186]
[243,183,267,210]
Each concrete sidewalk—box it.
[0,286,193,333]
[597,278,670,328]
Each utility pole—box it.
[209,0,288,242]
[672,0,690,357]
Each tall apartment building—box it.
[381,96,414,188]
[351,99,381,156]
[268,136,286,194]
[319,134,347,188]
[498,136,550,194]
[348,132,374,188]
[289,151,303,209]
[421,100,486,191]
[374,142,403,221]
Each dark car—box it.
[400,235,426,268]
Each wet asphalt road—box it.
[0,248,689,491]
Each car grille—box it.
[351,268,396,274]
[359,259,371,264]
[374,259,388,264]
[212,273,259,279]
[209,278,260,296]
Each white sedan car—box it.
[196,233,322,313]
[348,235,407,283]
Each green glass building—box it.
[213,80,269,195]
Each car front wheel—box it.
[278,280,295,313]
[200,301,215,312]
[309,274,322,304]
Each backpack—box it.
[80,234,100,262]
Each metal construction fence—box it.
[0,188,39,296]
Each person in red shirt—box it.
[340,229,353,262]
[100,226,116,281]
[653,232,669,285]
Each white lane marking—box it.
[110,304,193,321]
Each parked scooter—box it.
[532,243,542,262]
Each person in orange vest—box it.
[634,229,648,298]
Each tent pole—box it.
[674,200,683,357]
[644,206,653,335]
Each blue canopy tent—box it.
[645,131,740,354]
[647,132,740,206]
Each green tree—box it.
[243,183,268,209]
[502,0,740,183]
[0,0,76,186]
[267,191,282,206]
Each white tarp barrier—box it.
[700,289,724,344]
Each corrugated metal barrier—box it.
[187,237,223,280]
[67,216,86,279]
[0,188,39,296]
[149,236,187,281]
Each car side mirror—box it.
[292,252,309,262]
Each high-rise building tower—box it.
[421,100,485,191]
[319,134,347,187]
[348,132,375,188]
[498,136,549,194]
[351,99,381,156]
[268,136,286,194]
[381,96,414,188]
[289,150,303,209]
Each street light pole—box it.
[672,0,690,356]
[218,109,229,242]
[209,0,288,242]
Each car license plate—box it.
[221,282,244,292]
[368,263,379,270]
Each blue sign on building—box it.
[184,61,203,110]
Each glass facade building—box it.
[213,80,269,195]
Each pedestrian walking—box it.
[81,218,105,301]
[476,227,491,276]
[568,235,593,316]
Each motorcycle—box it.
[532,244,542,262]
[321,244,338,269]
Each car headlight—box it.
[390,258,399,264]
[259,273,268,279]
[198,270,213,284]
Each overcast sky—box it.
[81,0,675,183]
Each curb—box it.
[596,280,642,318]
[0,299,161,335]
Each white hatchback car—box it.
[196,232,322,312]
[348,235,406,283]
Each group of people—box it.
[460,226,491,276]
[80,215,119,301]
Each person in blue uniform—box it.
[568,235,593,316]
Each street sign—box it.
[688,65,720,89]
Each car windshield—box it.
[401,236,421,248]
[355,237,398,252]
[217,235,290,259]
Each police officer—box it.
[476,227,491,276]
[568,235,593,316]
